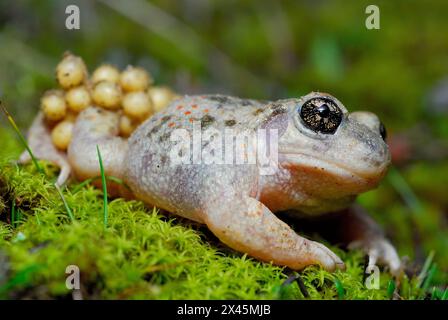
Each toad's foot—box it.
[18,112,71,186]
[68,107,130,198]
[349,237,402,277]
[204,196,345,271]
[332,205,402,277]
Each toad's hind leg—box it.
[68,107,129,196]
[203,196,345,271]
[18,112,71,186]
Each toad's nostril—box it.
[379,121,387,141]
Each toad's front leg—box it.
[203,195,345,271]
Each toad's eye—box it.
[299,98,343,134]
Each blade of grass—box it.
[16,209,22,227]
[96,146,108,228]
[441,288,448,300]
[143,259,192,273]
[35,211,41,225]
[54,184,74,222]
[387,279,396,299]
[11,199,16,228]
[387,166,424,214]
[0,100,44,175]
[334,279,344,299]
[106,176,127,186]
[430,287,438,300]
[71,175,130,194]
[417,250,435,287]
[421,264,437,292]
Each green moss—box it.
[0,129,442,300]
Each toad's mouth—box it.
[278,152,389,185]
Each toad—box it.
[20,92,401,274]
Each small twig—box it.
[281,272,310,298]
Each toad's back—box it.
[124,95,273,220]
[144,94,267,135]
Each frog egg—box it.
[65,85,91,112]
[122,91,153,120]
[91,64,121,84]
[119,114,138,137]
[56,52,87,89]
[51,120,74,151]
[92,81,122,110]
[147,86,177,113]
[41,90,67,121]
[119,66,152,92]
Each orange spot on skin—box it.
[189,117,195,123]
[184,111,191,115]
[176,105,183,110]
[191,104,198,109]
[168,122,175,127]
[204,109,209,113]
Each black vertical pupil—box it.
[316,104,330,117]
[379,122,387,141]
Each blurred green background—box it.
[0,0,447,282]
